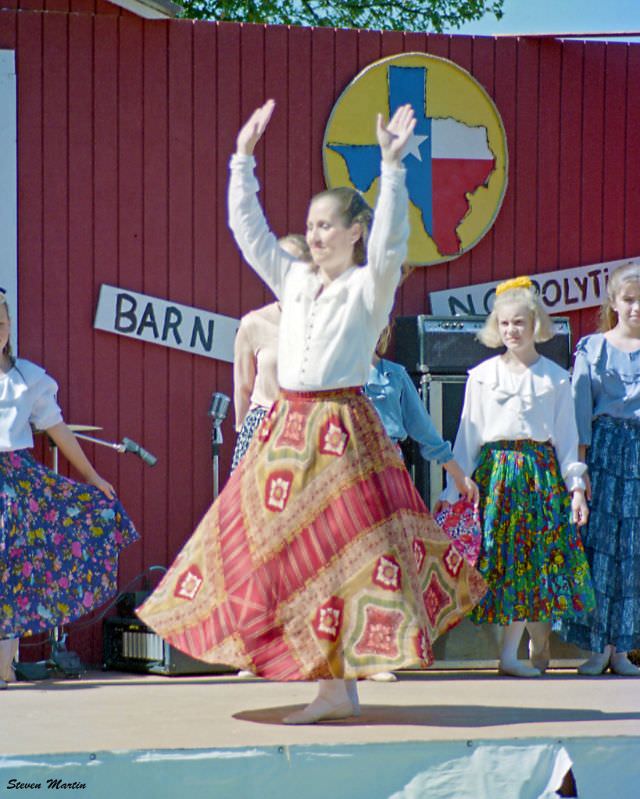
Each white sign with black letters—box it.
[429,257,640,317]
[94,285,239,362]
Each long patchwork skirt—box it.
[470,439,595,625]
[558,415,640,652]
[0,449,139,638]
[137,388,487,681]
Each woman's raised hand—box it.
[236,99,276,156]
[376,104,416,166]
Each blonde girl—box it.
[443,277,595,677]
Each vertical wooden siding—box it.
[0,7,638,662]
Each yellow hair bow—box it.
[495,276,533,296]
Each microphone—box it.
[121,437,158,466]
[208,392,230,429]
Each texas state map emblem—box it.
[323,53,508,266]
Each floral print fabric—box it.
[0,449,139,637]
[471,439,595,625]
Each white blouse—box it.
[442,355,586,502]
[228,154,409,391]
[0,359,63,451]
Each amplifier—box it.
[103,616,234,676]
[395,315,572,374]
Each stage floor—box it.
[2,666,639,755]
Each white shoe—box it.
[236,670,255,679]
[368,671,397,682]
[282,698,356,725]
[528,639,551,673]
[610,653,640,676]
[0,666,16,683]
[577,651,610,676]
[0,639,18,682]
[498,660,542,678]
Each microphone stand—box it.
[212,426,222,500]
[73,433,158,466]
[208,392,230,500]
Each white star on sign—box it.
[401,132,429,162]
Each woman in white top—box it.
[442,277,595,677]
[0,292,138,688]
[138,101,486,724]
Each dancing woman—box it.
[138,101,485,723]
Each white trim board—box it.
[0,50,17,351]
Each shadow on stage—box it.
[233,703,640,727]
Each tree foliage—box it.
[177,0,504,33]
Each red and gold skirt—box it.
[137,387,486,680]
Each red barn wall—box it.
[0,2,638,664]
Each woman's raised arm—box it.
[228,100,292,297]
[362,105,414,326]
[236,99,275,156]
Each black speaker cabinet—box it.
[401,374,467,508]
[395,315,572,375]
[103,616,234,676]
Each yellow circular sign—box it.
[323,53,508,266]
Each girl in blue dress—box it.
[0,292,139,688]
[559,261,640,675]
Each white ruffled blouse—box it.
[0,359,63,451]
[442,354,586,502]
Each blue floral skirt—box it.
[558,415,640,652]
[0,449,139,638]
[471,439,595,625]
[230,405,269,471]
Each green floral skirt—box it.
[471,439,595,625]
